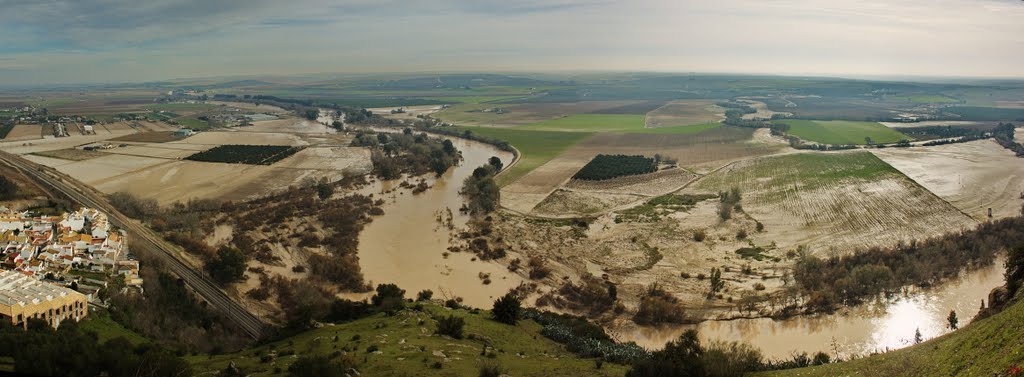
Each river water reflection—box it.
[620,257,1005,359]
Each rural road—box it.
[0,151,267,340]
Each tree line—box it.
[794,216,1024,312]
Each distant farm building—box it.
[173,128,195,137]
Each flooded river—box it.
[350,126,1005,360]
[355,135,522,308]
[619,257,1005,360]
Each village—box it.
[0,206,140,302]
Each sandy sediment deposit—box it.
[872,139,1024,220]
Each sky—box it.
[0,0,1022,85]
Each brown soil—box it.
[5,124,42,141]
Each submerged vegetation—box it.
[351,128,461,179]
[794,216,1024,311]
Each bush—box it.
[416,289,434,301]
[435,315,465,339]
[206,246,247,285]
[0,175,18,200]
[634,285,687,326]
[288,355,352,377]
[478,362,505,377]
[693,230,706,242]
[492,293,521,325]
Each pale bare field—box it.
[273,147,372,173]
[100,145,203,159]
[644,100,724,128]
[879,120,999,129]
[872,139,1024,220]
[532,189,646,217]
[52,155,170,185]
[1016,127,1024,144]
[686,151,978,253]
[168,131,305,146]
[564,168,699,196]
[0,130,138,154]
[5,124,41,140]
[995,101,1024,109]
[244,118,333,134]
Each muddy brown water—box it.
[618,257,1005,360]
[355,134,522,308]
[350,128,1006,360]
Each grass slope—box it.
[777,120,910,145]
[759,297,1024,377]
[522,114,719,134]
[79,309,150,346]
[189,304,628,377]
[455,126,594,186]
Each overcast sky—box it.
[1,0,1022,85]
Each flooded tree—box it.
[947,310,959,330]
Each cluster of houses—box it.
[0,207,142,301]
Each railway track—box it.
[0,151,267,339]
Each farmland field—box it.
[454,126,594,186]
[688,151,976,251]
[644,100,725,128]
[185,144,303,165]
[775,119,910,145]
[519,114,719,134]
[872,139,1024,220]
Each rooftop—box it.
[0,270,82,307]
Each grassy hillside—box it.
[759,297,1024,377]
[776,120,910,145]
[189,304,629,377]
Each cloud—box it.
[0,0,1020,84]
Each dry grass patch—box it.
[31,148,106,161]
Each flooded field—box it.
[355,136,523,308]
[617,257,1005,360]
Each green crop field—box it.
[759,296,1024,377]
[174,117,211,130]
[188,304,628,377]
[775,120,910,145]
[455,126,594,186]
[693,152,899,195]
[521,114,719,134]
